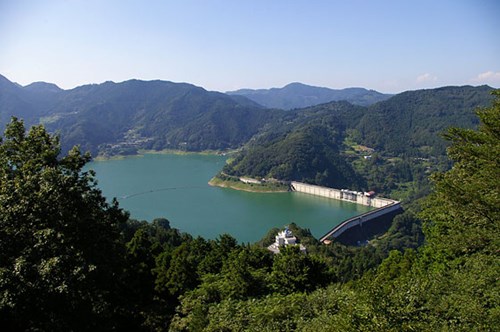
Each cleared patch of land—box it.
[208,176,289,193]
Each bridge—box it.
[318,201,401,243]
[289,181,401,243]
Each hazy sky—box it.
[1,0,499,93]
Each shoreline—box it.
[93,148,237,161]
[208,177,289,193]
[137,148,238,156]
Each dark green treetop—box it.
[0,118,130,331]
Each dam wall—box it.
[290,182,395,208]
[289,182,401,243]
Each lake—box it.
[87,153,372,243]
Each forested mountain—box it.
[222,85,495,196]
[222,102,366,189]
[1,93,498,330]
[1,74,498,331]
[355,85,495,156]
[0,74,63,126]
[227,82,392,109]
[0,75,279,156]
[0,74,495,195]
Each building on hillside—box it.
[267,226,307,254]
[239,177,262,184]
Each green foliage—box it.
[270,246,330,294]
[357,85,494,157]
[361,90,500,331]
[170,93,500,331]
[0,118,130,330]
[225,86,493,196]
[172,284,381,332]
[218,247,273,299]
[224,103,366,189]
[2,75,494,201]
[1,76,282,156]
[422,91,500,258]
[1,89,498,331]
[197,233,238,275]
[162,239,206,298]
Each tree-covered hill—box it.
[1,92,498,330]
[223,85,495,196]
[0,74,495,196]
[222,101,366,189]
[227,82,392,109]
[47,80,282,155]
[356,85,495,157]
[0,75,280,156]
[0,74,63,127]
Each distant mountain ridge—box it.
[226,82,392,109]
[0,73,495,190]
[222,85,495,190]
[0,74,278,156]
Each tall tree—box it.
[0,118,130,331]
[366,91,500,330]
[422,90,500,257]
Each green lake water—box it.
[86,154,372,243]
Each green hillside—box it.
[356,85,494,156]
[1,92,498,330]
[49,80,282,156]
[0,76,279,156]
[222,102,366,189]
[0,74,495,197]
[223,86,495,196]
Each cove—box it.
[86,154,372,243]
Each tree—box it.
[0,118,130,331]
[219,246,272,299]
[361,91,500,331]
[270,246,329,293]
[415,91,500,330]
[422,90,500,258]
[197,233,238,275]
[160,237,208,298]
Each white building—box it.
[239,177,262,185]
[268,227,307,254]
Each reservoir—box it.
[87,153,372,243]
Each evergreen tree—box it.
[0,118,130,331]
[422,91,500,257]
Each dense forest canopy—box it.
[221,86,494,198]
[0,91,498,330]
[0,75,494,163]
[0,75,281,156]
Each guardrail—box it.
[288,181,401,243]
[319,201,401,242]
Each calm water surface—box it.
[87,154,372,243]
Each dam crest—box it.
[290,182,402,243]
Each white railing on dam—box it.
[290,181,401,242]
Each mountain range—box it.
[0,73,495,191]
[0,74,279,155]
[227,82,392,109]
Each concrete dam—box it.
[290,182,402,243]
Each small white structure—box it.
[268,226,307,254]
[239,177,262,185]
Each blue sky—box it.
[1,0,499,93]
